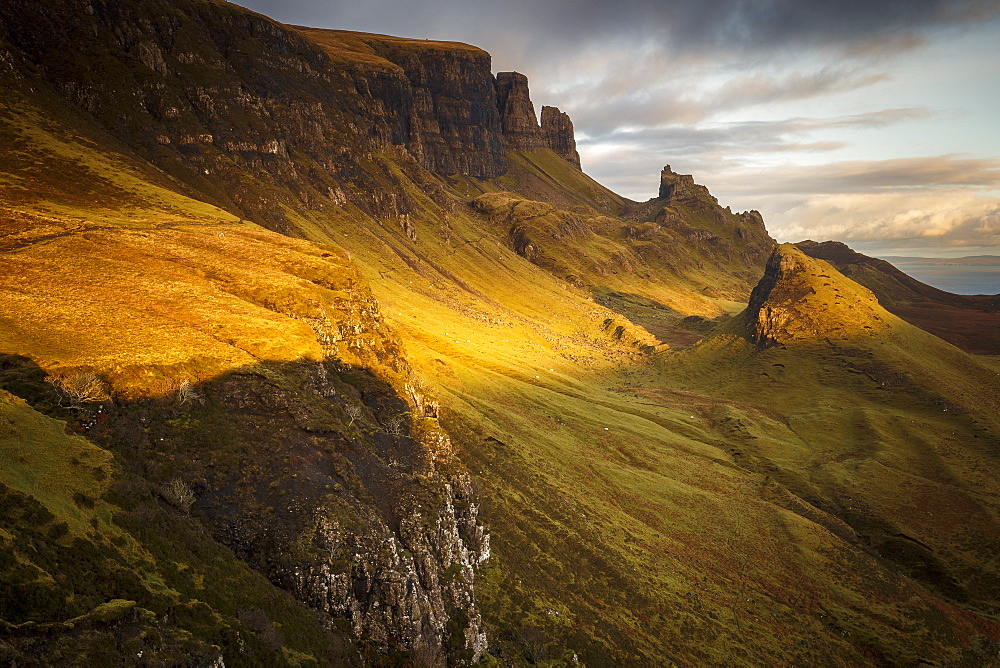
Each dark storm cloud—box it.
[234,0,999,62]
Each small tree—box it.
[345,404,364,426]
[383,414,405,436]
[47,372,109,408]
[161,478,195,513]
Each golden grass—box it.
[294,26,487,72]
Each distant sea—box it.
[880,257,1000,295]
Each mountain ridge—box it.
[796,239,1000,353]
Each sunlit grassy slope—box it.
[796,240,1000,354]
[258,134,1000,660]
[1,13,999,664]
[361,235,1000,662]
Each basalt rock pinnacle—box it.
[495,71,581,167]
[657,165,717,204]
[541,105,581,169]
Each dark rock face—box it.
[495,72,581,166]
[657,165,717,204]
[0,0,514,233]
[495,71,545,151]
[541,105,581,169]
[336,36,508,178]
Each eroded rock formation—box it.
[495,71,581,166]
[495,71,545,151]
[541,105,581,168]
[657,165,718,204]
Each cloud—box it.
[717,155,1000,195]
[237,0,1000,65]
[764,191,1000,250]
[577,110,941,200]
[562,63,894,130]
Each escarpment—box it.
[0,0,581,236]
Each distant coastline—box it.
[878,256,1000,295]
[881,255,1000,267]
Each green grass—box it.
[0,389,349,665]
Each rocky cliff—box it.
[495,71,582,167]
[495,71,544,151]
[540,105,581,168]
[296,28,509,179]
[0,1,580,236]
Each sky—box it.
[231,0,1000,258]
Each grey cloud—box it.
[719,156,1000,195]
[234,0,999,66]
[578,109,933,165]
[563,64,893,131]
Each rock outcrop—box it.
[541,105,581,168]
[747,244,892,347]
[495,71,545,151]
[495,72,581,166]
[657,165,718,204]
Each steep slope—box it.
[797,240,1000,354]
[0,77,489,663]
[662,245,1000,618]
[0,388,355,665]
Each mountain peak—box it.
[746,243,892,347]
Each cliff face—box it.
[297,28,509,179]
[495,71,544,151]
[0,4,579,234]
[541,105,581,168]
[495,71,582,167]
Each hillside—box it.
[2,0,999,665]
[797,240,1000,354]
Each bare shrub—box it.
[518,626,548,663]
[161,478,195,513]
[177,379,202,405]
[345,404,364,426]
[47,372,110,407]
[383,414,406,436]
